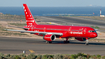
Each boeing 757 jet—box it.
[7,4,97,45]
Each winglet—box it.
[23,4,37,27]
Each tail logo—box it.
[28,23,32,27]
[23,4,37,26]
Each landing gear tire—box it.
[85,39,89,45]
[64,38,69,43]
[85,43,89,45]
[46,41,52,44]
[64,41,69,43]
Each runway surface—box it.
[46,16,105,26]
[36,16,105,32]
[0,37,105,55]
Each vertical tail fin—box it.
[23,4,37,27]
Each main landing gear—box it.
[46,41,52,44]
[85,38,89,45]
[64,38,69,43]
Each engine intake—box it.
[44,34,56,41]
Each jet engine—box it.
[75,38,86,41]
[43,34,56,41]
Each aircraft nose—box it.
[93,33,98,37]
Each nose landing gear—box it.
[85,38,89,45]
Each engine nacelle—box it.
[44,34,56,41]
[75,38,86,41]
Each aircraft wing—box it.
[6,29,63,36]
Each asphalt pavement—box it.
[36,16,105,32]
[0,37,105,55]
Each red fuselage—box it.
[24,25,97,38]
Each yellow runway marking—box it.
[49,22,52,24]
[29,50,35,53]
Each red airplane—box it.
[7,4,97,45]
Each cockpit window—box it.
[88,30,96,32]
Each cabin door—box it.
[83,28,86,34]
